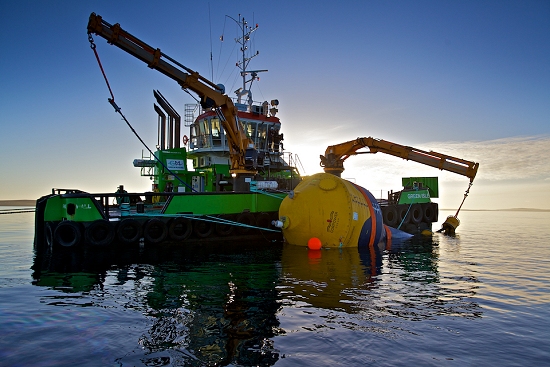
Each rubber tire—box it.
[169,217,192,241]
[215,215,235,236]
[45,222,55,247]
[236,212,255,234]
[143,218,168,244]
[422,203,437,222]
[117,218,141,244]
[430,202,439,222]
[410,204,423,225]
[194,219,214,238]
[382,206,399,227]
[85,219,115,246]
[54,221,82,247]
[397,205,410,226]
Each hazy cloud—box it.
[425,135,550,181]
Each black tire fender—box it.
[410,204,423,225]
[215,215,235,236]
[54,221,82,247]
[143,218,168,244]
[382,206,399,227]
[168,217,192,241]
[194,218,214,238]
[45,222,55,247]
[117,218,141,244]
[236,212,255,234]
[397,205,410,226]
[85,219,115,246]
[422,203,437,222]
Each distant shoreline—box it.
[0,200,35,207]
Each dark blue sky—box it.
[1,0,549,208]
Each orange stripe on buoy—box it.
[384,225,392,251]
[353,183,377,247]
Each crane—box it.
[320,136,479,235]
[320,136,479,182]
[87,13,256,177]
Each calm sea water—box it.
[0,208,549,366]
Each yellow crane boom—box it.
[320,137,479,183]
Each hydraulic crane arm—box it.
[320,137,479,182]
[87,13,254,174]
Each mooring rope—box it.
[0,208,35,215]
[249,188,286,200]
[128,212,280,233]
[397,202,413,230]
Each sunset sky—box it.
[1,1,548,210]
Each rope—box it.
[249,188,286,199]
[0,208,35,215]
[397,203,413,230]
[88,33,195,192]
[130,212,280,233]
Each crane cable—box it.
[88,33,115,102]
[87,33,196,192]
[455,182,473,218]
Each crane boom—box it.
[87,13,255,175]
[320,137,479,182]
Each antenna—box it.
[226,14,267,107]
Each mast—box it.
[227,14,267,108]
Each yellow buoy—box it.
[277,173,410,248]
[440,215,460,235]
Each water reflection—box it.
[31,234,481,365]
[32,241,284,366]
[279,235,482,320]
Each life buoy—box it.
[117,218,141,244]
[422,203,437,222]
[194,218,214,238]
[410,204,423,225]
[182,135,189,145]
[143,218,168,244]
[85,219,115,246]
[169,217,192,241]
[54,221,82,247]
[255,212,272,229]
[397,205,410,226]
[382,206,399,227]
[215,214,235,236]
[236,212,256,234]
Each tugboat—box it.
[34,13,301,250]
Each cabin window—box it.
[211,117,222,147]
[257,123,268,150]
[244,121,256,142]
[201,119,211,148]
[190,124,198,148]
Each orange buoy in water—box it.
[308,237,322,250]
